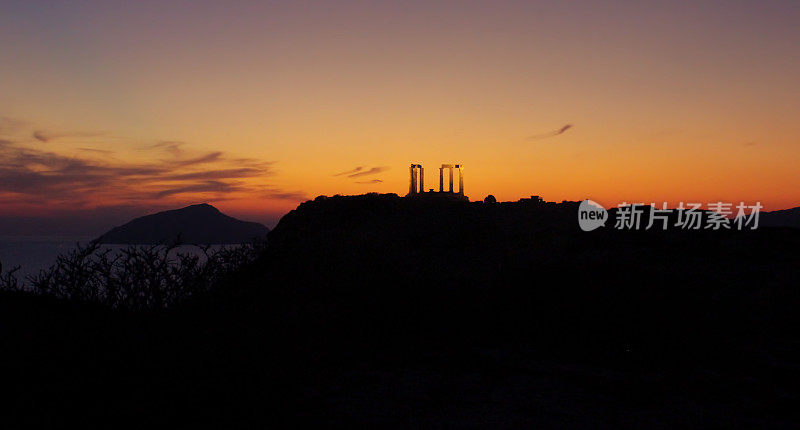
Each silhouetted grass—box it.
[0,240,264,310]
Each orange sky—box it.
[1,1,798,231]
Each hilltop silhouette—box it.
[95,203,269,244]
[760,206,800,229]
[2,193,800,426]
[257,194,800,425]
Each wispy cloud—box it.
[348,166,388,178]
[164,168,268,181]
[78,147,115,155]
[526,124,573,141]
[169,151,223,167]
[147,140,185,156]
[356,179,383,184]
[33,130,105,143]
[0,117,310,222]
[262,189,308,200]
[333,166,363,176]
[151,180,244,198]
[0,133,290,208]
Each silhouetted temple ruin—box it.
[406,163,467,201]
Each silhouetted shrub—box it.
[0,240,264,310]
[0,260,22,292]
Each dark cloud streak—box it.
[348,166,388,178]
[33,130,106,143]
[526,124,573,141]
[333,166,363,176]
[169,151,223,167]
[151,181,243,198]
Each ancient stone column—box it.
[439,167,444,192]
[409,164,415,194]
[458,165,464,195]
[448,166,454,192]
[419,166,424,193]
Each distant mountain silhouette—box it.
[759,206,800,228]
[96,203,269,244]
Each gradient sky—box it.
[1,0,799,234]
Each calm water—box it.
[0,237,236,281]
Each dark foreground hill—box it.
[2,193,800,426]
[760,206,800,229]
[95,203,269,244]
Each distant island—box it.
[96,203,269,244]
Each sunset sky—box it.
[1,0,799,234]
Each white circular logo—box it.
[578,199,607,231]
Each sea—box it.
[0,236,236,283]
